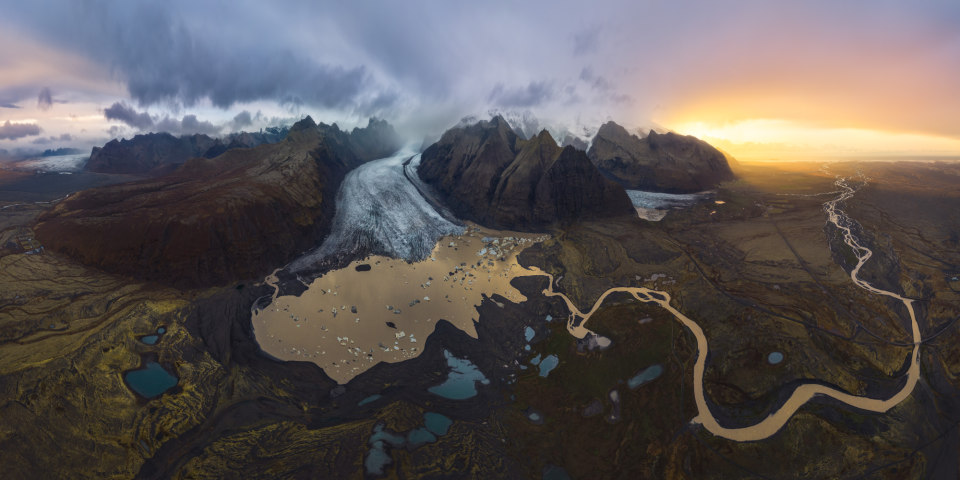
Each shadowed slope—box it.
[35,116,392,290]
[588,121,738,193]
[418,116,635,231]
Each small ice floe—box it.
[424,297,430,301]
[396,331,406,339]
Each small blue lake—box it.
[524,327,535,342]
[365,423,405,476]
[539,355,559,377]
[365,412,453,476]
[358,395,382,406]
[125,361,178,398]
[406,428,436,444]
[424,412,452,436]
[428,350,489,399]
[530,354,542,366]
[628,364,664,389]
[141,335,159,345]
[768,352,784,364]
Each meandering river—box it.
[511,170,920,442]
[260,151,921,441]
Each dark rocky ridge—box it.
[35,116,399,290]
[192,126,292,160]
[561,134,588,151]
[417,116,636,231]
[84,125,302,176]
[85,132,222,175]
[587,121,739,193]
[41,147,85,157]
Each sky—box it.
[1,0,960,159]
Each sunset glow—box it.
[669,119,960,159]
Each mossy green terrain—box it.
[0,160,958,478]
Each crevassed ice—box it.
[291,146,464,271]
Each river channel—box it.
[509,169,921,442]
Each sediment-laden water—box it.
[507,169,921,442]
[259,151,921,440]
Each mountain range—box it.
[35,117,401,289]
[587,121,738,193]
[417,115,636,230]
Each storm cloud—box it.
[1,0,960,144]
[31,133,73,145]
[0,121,42,141]
[104,102,155,130]
[156,114,221,136]
[488,82,557,108]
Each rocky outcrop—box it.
[36,116,392,290]
[417,116,635,231]
[587,121,738,193]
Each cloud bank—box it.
[0,0,958,149]
[0,121,42,141]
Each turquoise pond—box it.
[157,327,166,334]
[628,364,664,389]
[140,335,159,345]
[365,424,405,476]
[406,428,436,444]
[428,350,489,399]
[124,362,178,398]
[424,412,452,435]
[365,412,453,476]
[768,352,784,364]
[539,355,559,377]
[525,327,535,342]
[530,354,542,366]
[358,395,382,406]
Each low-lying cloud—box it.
[31,133,73,145]
[488,81,557,108]
[104,102,155,130]
[0,120,42,140]
[155,114,220,136]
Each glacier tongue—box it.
[290,146,464,272]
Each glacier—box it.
[289,145,464,272]
[625,189,715,210]
[10,154,89,172]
